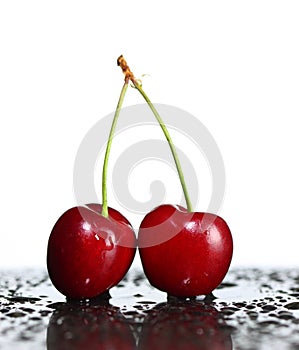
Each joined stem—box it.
[117,55,193,213]
[101,82,128,217]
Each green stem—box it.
[101,82,128,217]
[133,81,193,213]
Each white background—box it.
[0,1,298,268]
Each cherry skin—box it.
[47,203,136,299]
[138,204,233,297]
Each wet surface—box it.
[0,268,299,349]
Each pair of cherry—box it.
[47,57,233,300]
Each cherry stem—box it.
[134,86,193,213]
[101,82,129,217]
[117,55,193,213]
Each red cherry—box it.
[117,58,233,297]
[138,204,233,297]
[47,204,136,299]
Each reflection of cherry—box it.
[47,80,136,299]
[138,300,232,350]
[47,300,136,350]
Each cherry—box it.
[47,204,136,299]
[47,79,136,299]
[138,204,233,297]
[118,56,233,297]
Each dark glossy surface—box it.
[138,204,233,296]
[47,204,136,299]
[0,268,299,349]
